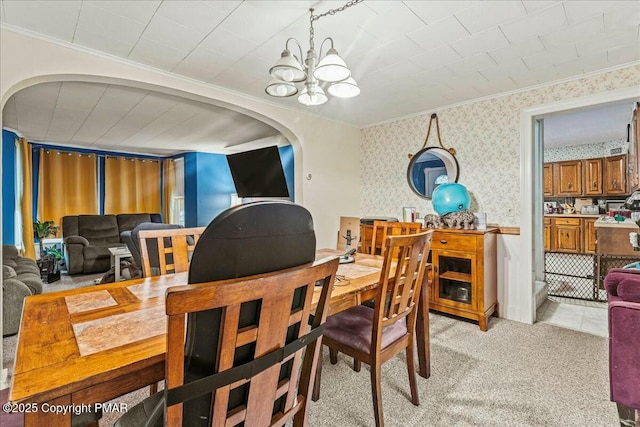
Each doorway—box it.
[531,97,638,336]
[519,86,639,329]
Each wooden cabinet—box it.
[555,160,582,196]
[552,218,582,253]
[630,104,639,191]
[604,155,627,195]
[583,218,597,253]
[543,163,554,196]
[544,155,632,196]
[543,218,551,251]
[584,158,603,195]
[428,228,497,331]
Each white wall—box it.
[0,28,362,251]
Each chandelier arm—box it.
[317,37,335,60]
[285,38,305,67]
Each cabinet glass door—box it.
[435,253,474,307]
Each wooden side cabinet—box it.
[543,163,554,196]
[604,155,627,195]
[552,218,582,253]
[555,160,583,196]
[543,218,551,251]
[429,228,498,331]
[583,218,597,254]
[584,158,603,195]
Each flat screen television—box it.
[226,146,290,198]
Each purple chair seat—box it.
[323,305,407,354]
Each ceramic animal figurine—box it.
[423,213,444,229]
[441,209,476,230]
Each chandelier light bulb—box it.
[328,77,360,98]
[298,86,328,106]
[281,69,295,82]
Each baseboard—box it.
[535,280,548,309]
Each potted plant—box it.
[33,219,60,259]
[33,220,61,282]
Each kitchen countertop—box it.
[595,216,639,229]
[544,213,603,218]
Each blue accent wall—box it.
[2,130,17,244]
[279,145,295,199]
[195,152,236,226]
[184,153,198,227]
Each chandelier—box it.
[265,1,362,106]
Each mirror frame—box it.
[407,147,459,199]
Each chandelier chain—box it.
[312,0,364,21]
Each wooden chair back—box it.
[137,227,205,277]
[374,231,432,339]
[369,221,423,256]
[163,257,339,426]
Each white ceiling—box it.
[2,81,282,155]
[543,101,635,148]
[1,0,639,154]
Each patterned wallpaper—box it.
[544,138,629,163]
[361,65,640,226]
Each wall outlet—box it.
[610,147,623,155]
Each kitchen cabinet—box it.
[552,217,582,253]
[604,155,627,195]
[584,218,597,253]
[543,163,554,196]
[543,218,551,251]
[428,228,498,331]
[630,104,639,191]
[555,160,582,196]
[584,158,603,195]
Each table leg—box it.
[114,255,121,282]
[24,395,71,426]
[415,278,430,379]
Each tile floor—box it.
[536,296,608,337]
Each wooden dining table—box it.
[9,249,431,426]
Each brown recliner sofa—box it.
[63,213,161,274]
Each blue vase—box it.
[432,183,470,216]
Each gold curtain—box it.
[38,149,98,231]
[104,157,161,214]
[18,138,35,259]
[163,159,175,223]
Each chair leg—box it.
[312,349,323,402]
[353,358,361,372]
[616,402,637,427]
[329,348,338,364]
[370,360,384,427]
[406,345,419,406]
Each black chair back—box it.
[182,201,316,425]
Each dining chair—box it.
[369,220,423,256]
[137,226,205,277]
[114,257,338,427]
[114,201,332,427]
[314,231,433,427]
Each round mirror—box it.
[407,147,459,199]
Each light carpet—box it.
[89,315,616,426]
[2,300,618,426]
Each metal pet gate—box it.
[545,252,640,302]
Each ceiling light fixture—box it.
[265,0,362,106]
